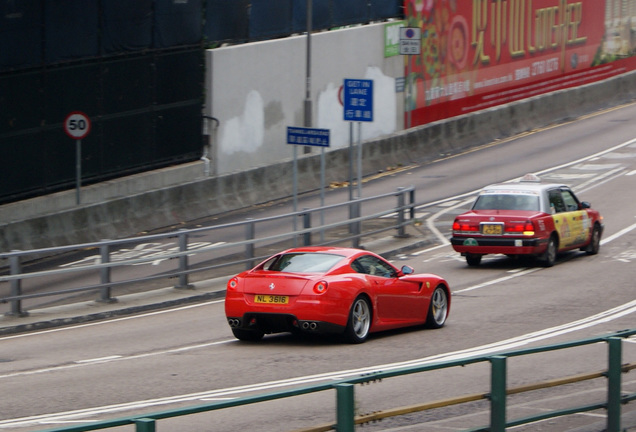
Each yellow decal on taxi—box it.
[551,211,589,247]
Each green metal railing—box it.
[37,328,636,432]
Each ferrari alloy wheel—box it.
[585,225,601,255]
[344,296,371,344]
[426,286,448,328]
[541,236,557,267]
[232,328,264,342]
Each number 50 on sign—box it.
[64,111,91,140]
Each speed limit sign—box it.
[64,111,91,140]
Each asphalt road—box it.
[1,101,636,432]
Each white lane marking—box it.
[575,167,625,192]
[0,340,233,380]
[75,356,122,364]
[411,243,450,256]
[0,299,225,341]
[438,200,461,207]
[454,268,541,294]
[601,219,636,245]
[2,300,635,429]
[572,163,621,171]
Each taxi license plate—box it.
[255,295,289,304]
[481,223,503,235]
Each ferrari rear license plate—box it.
[481,223,503,235]
[255,295,289,304]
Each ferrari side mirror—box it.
[401,265,414,275]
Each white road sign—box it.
[64,111,91,140]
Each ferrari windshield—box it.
[264,252,344,273]
[473,193,540,211]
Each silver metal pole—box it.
[348,122,353,201]
[357,122,362,198]
[304,0,312,128]
[320,147,325,242]
[76,139,82,204]
[293,145,298,246]
[407,57,412,129]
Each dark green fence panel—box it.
[0,71,42,134]
[0,0,42,70]
[155,50,204,104]
[0,134,44,199]
[101,1,153,53]
[155,105,203,161]
[99,113,155,173]
[291,0,333,33]
[41,127,83,189]
[44,0,100,63]
[333,0,370,27]
[0,48,203,205]
[249,0,293,40]
[204,0,250,44]
[101,56,154,114]
[44,64,100,128]
[154,0,203,48]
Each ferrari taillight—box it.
[313,280,328,294]
[227,277,239,290]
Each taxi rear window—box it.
[473,194,539,211]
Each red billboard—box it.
[404,0,636,126]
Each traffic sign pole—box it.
[343,79,373,199]
[286,126,331,236]
[399,28,421,129]
[64,111,91,204]
[76,139,82,204]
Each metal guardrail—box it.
[34,328,636,432]
[0,187,416,316]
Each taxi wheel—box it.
[540,236,557,267]
[585,225,601,255]
[466,253,482,266]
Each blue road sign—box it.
[286,126,330,147]
[343,79,373,122]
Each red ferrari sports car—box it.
[225,246,451,343]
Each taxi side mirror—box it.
[581,201,591,209]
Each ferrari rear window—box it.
[473,194,539,211]
[264,253,344,273]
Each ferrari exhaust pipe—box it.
[301,321,318,331]
[228,318,240,327]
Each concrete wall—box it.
[206,23,404,175]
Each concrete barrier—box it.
[1,70,635,252]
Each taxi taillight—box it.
[505,220,535,235]
[452,220,479,232]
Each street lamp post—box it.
[305,0,312,129]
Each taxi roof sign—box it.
[520,173,541,182]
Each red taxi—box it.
[450,174,604,267]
